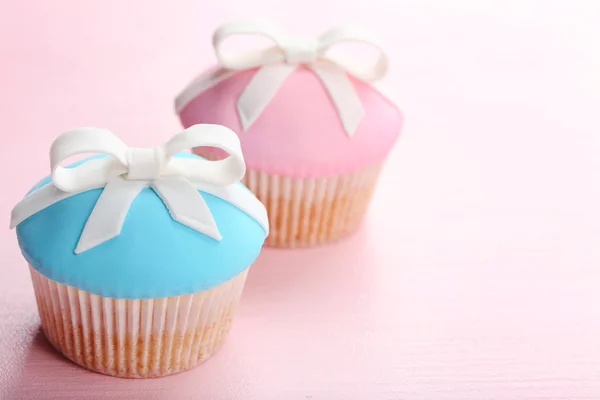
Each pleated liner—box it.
[29,266,249,378]
[197,148,383,248]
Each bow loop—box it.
[163,124,246,186]
[213,20,288,70]
[51,127,129,193]
[317,26,388,82]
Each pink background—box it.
[1,1,599,399]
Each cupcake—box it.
[175,20,403,248]
[10,124,268,378]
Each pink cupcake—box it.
[175,21,403,247]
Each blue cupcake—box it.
[10,124,269,378]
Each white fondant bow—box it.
[175,20,388,136]
[10,124,269,254]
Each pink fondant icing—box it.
[178,66,403,178]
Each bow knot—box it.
[283,37,320,64]
[126,147,165,180]
[11,125,269,254]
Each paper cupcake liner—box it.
[195,148,383,247]
[29,266,249,378]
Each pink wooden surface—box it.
[1,1,600,399]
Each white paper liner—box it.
[29,266,249,378]
[245,163,383,247]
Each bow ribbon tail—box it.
[194,181,270,236]
[175,68,238,114]
[11,184,80,229]
[75,177,147,254]
[152,176,222,241]
[311,62,365,136]
[237,63,297,131]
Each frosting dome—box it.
[12,126,268,299]
[175,21,404,178]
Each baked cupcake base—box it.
[29,266,248,378]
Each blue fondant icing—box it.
[15,153,267,299]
